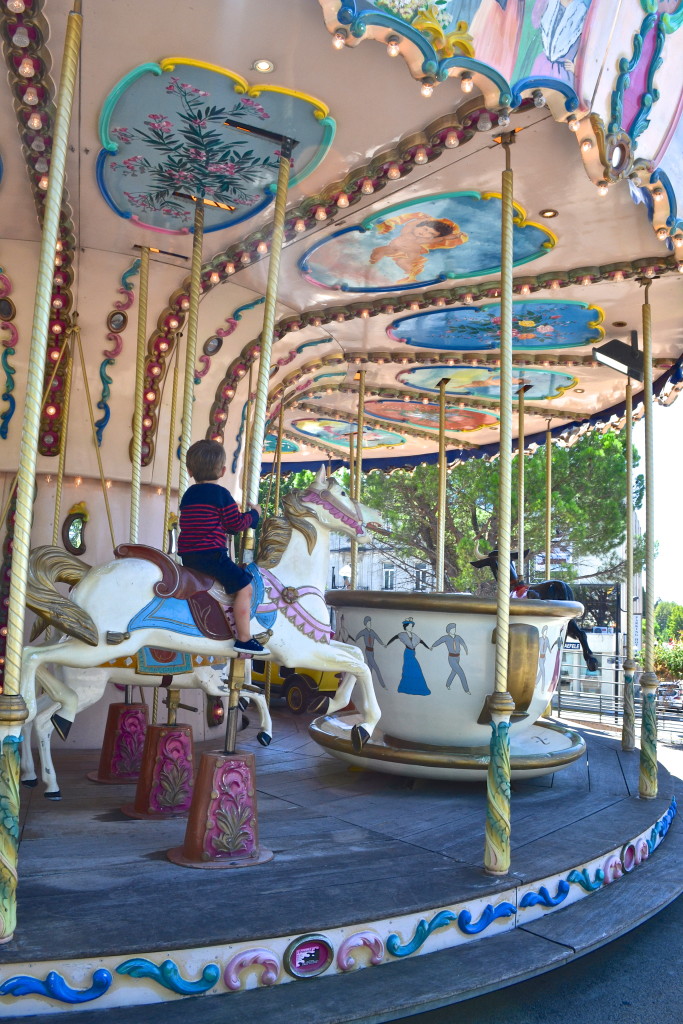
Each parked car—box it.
[250,660,341,715]
[656,683,683,712]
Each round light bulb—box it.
[28,112,42,129]
[532,89,546,108]
[520,284,531,296]
[567,116,580,132]
[444,130,459,149]
[674,235,683,249]
[240,252,251,264]
[613,270,624,282]
[460,72,473,93]
[18,57,35,77]
[477,111,492,132]
[256,240,268,254]
[413,146,428,165]
[23,86,39,104]
[336,192,349,208]
[31,136,45,151]
[35,157,48,172]
[12,26,29,47]
[294,217,306,232]
[314,206,327,221]
[580,139,593,153]
[463,293,474,304]
[497,109,511,128]
[7,1,26,12]
[550,279,560,290]
[360,308,370,319]
[225,262,235,274]
[167,317,179,329]
[420,78,434,98]
[38,174,49,190]
[656,226,669,240]
[209,271,220,284]
[386,163,401,180]
[386,36,400,58]
[332,29,347,50]
[652,188,664,201]
[597,180,609,196]
[360,178,374,195]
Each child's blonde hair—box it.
[186,439,226,481]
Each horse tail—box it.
[26,546,99,646]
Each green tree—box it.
[653,600,683,641]
[360,431,644,594]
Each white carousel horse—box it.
[22,469,382,752]
[20,661,272,799]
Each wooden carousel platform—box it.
[1,708,680,1022]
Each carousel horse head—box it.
[298,467,383,543]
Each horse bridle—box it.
[301,487,366,536]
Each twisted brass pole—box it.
[622,381,636,752]
[0,0,82,945]
[545,420,552,578]
[178,201,204,500]
[349,428,358,589]
[436,378,448,591]
[163,336,181,551]
[241,365,254,511]
[639,282,658,798]
[52,336,74,547]
[484,134,516,876]
[74,329,116,550]
[273,400,285,515]
[517,384,525,584]
[130,245,149,543]
[244,140,293,547]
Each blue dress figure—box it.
[387,619,431,695]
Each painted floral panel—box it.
[387,299,604,351]
[364,399,498,432]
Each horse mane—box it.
[26,545,99,645]
[257,490,319,569]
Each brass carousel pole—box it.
[272,399,286,515]
[545,419,552,578]
[162,335,181,552]
[130,246,150,543]
[51,333,75,547]
[436,378,448,591]
[352,370,366,591]
[349,428,358,590]
[639,281,658,798]
[178,199,205,499]
[622,380,636,751]
[484,132,517,876]
[126,244,150,706]
[230,135,293,756]
[517,383,527,584]
[0,0,82,943]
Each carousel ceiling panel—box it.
[292,417,407,452]
[396,363,578,400]
[386,299,604,351]
[298,191,556,292]
[363,399,499,433]
[97,60,333,234]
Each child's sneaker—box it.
[234,637,269,656]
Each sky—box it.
[633,398,683,604]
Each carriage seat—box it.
[114,544,234,640]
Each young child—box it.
[178,439,267,656]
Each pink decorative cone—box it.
[121,723,194,819]
[168,751,273,868]
[87,703,148,784]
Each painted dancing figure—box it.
[431,623,470,693]
[387,618,431,695]
[354,616,387,690]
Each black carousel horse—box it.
[471,549,599,673]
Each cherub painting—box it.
[369,213,468,284]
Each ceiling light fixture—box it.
[332,29,347,50]
[420,77,435,98]
[252,58,275,73]
[593,332,643,382]
[460,72,473,94]
[444,130,459,148]
[539,208,558,218]
[386,35,400,57]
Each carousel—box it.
[0,1,681,1019]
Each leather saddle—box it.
[114,544,234,641]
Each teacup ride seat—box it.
[311,591,587,781]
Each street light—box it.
[593,330,644,382]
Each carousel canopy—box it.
[0,0,681,481]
